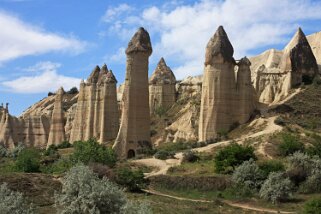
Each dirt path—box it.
[133,116,282,177]
[143,189,295,214]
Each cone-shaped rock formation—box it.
[113,27,153,159]
[149,57,176,113]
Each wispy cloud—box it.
[101,4,133,23]
[103,0,321,79]
[1,61,81,93]
[0,11,87,63]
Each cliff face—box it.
[149,58,176,114]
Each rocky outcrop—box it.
[199,26,257,142]
[70,64,119,143]
[199,26,237,142]
[250,28,319,104]
[47,87,66,147]
[113,27,153,159]
[149,58,176,113]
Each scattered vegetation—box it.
[303,197,321,214]
[15,148,41,173]
[278,133,305,156]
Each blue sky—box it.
[1,0,321,116]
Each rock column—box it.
[113,27,153,159]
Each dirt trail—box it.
[143,189,295,214]
[133,116,282,177]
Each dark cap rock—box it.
[126,27,152,55]
[149,58,176,85]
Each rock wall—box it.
[113,27,153,159]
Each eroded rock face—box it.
[149,58,176,113]
[70,65,119,144]
[113,27,153,159]
[47,87,66,147]
[251,28,319,104]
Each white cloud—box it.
[105,0,321,79]
[107,47,126,63]
[0,11,87,63]
[1,61,80,93]
[101,4,133,23]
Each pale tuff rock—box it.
[199,26,237,142]
[149,58,177,113]
[199,26,257,142]
[176,75,203,96]
[0,107,15,149]
[236,57,257,124]
[47,87,66,147]
[70,65,119,144]
[250,28,319,104]
[113,27,153,159]
[307,31,321,72]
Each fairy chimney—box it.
[47,87,66,147]
[199,26,237,142]
[149,57,176,114]
[113,27,153,159]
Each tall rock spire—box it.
[199,26,237,142]
[47,87,66,147]
[113,27,153,159]
[149,57,176,113]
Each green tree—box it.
[278,133,304,156]
[258,160,285,178]
[71,139,116,167]
[115,167,146,192]
[15,148,41,172]
[214,143,256,174]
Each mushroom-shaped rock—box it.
[149,58,176,85]
[126,27,152,56]
[205,26,235,65]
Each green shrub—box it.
[71,139,116,167]
[306,134,321,157]
[43,144,59,156]
[9,143,25,158]
[56,141,72,149]
[0,183,33,214]
[259,172,294,204]
[232,159,264,190]
[303,197,321,214]
[214,143,256,174]
[182,150,200,163]
[55,164,127,214]
[41,158,73,174]
[278,133,304,156]
[115,167,146,192]
[258,160,285,178]
[15,148,41,172]
[0,145,8,157]
[154,150,175,160]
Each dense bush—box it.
[232,159,264,190]
[123,201,152,214]
[286,152,313,185]
[306,134,321,157]
[89,163,115,179]
[55,164,127,214]
[15,148,41,172]
[0,183,33,214]
[258,160,285,178]
[278,133,304,156]
[154,150,175,160]
[9,143,25,158]
[71,139,116,167]
[259,172,293,204]
[303,197,321,214]
[182,150,200,163]
[115,167,146,192]
[43,144,59,156]
[56,141,72,149]
[41,157,73,174]
[214,143,256,174]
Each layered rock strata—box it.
[113,27,153,159]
